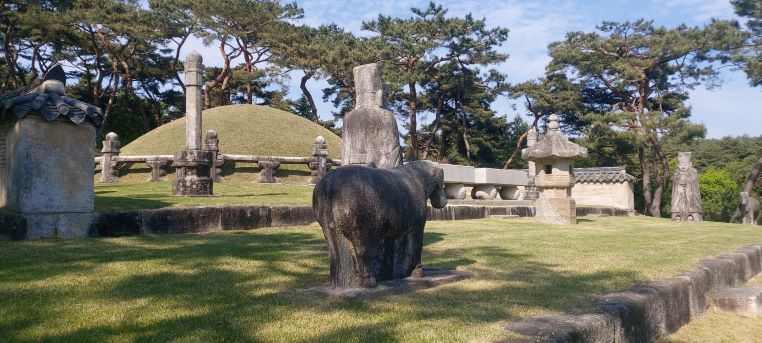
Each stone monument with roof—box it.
[341,63,402,169]
[522,114,588,224]
[0,65,103,239]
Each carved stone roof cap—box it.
[0,65,103,127]
[521,114,588,161]
[573,166,636,183]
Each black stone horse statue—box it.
[312,160,448,288]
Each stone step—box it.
[713,286,762,317]
[490,215,520,220]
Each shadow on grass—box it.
[0,230,642,342]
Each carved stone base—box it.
[172,150,213,196]
[535,196,576,225]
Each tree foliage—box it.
[546,19,744,216]
[731,0,762,86]
[363,1,508,160]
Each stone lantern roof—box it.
[0,65,103,128]
[521,114,587,161]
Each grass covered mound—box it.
[2,216,762,342]
[121,104,341,157]
[110,105,341,183]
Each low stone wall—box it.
[504,244,762,342]
[428,205,487,221]
[90,205,316,237]
[1,203,636,240]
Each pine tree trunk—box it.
[647,134,670,217]
[639,146,655,216]
[422,93,443,160]
[502,131,528,169]
[300,71,318,122]
[408,82,418,160]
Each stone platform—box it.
[310,269,472,299]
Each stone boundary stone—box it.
[503,243,762,343]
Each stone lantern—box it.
[521,114,588,224]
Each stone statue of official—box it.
[671,152,703,221]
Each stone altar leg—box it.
[472,185,497,200]
[500,186,521,200]
[445,183,467,199]
[146,159,169,182]
[258,160,280,183]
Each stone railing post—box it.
[258,160,281,183]
[204,130,224,182]
[99,132,120,183]
[310,136,329,184]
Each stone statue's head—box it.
[677,152,692,172]
[353,63,384,108]
[427,161,448,209]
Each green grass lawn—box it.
[2,216,762,342]
[95,181,314,211]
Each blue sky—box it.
[183,0,761,138]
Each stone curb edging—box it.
[503,244,762,343]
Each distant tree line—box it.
[1,0,760,219]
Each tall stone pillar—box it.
[524,128,540,200]
[99,132,120,183]
[341,63,402,168]
[172,51,213,196]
